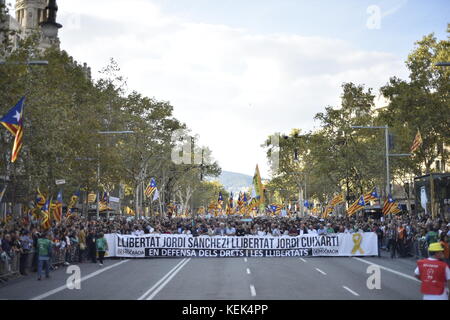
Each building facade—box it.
[1,0,61,51]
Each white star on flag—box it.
[13,111,21,122]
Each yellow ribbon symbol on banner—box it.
[351,233,365,254]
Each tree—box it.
[378,33,450,176]
[265,83,384,207]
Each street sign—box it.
[55,179,66,185]
[109,196,120,203]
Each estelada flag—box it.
[390,202,402,215]
[330,194,345,206]
[410,130,423,153]
[0,97,25,162]
[145,178,157,198]
[382,195,396,215]
[347,196,365,216]
[51,190,63,223]
[364,188,379,203]
[41,198,52,230]
[35,189,46,209]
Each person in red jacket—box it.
[414,242,450,300]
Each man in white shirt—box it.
[131,228,141,236]
[226,224,236,236]
[308,226,318,235]
[257,228,266,237]
[272,227,281,237]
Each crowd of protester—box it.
[1,212,449,280]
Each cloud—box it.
[9,0,408,176]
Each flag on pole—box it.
[66,191,79,218]
[382,195,396,215]
[41,198,51,230]
[68,191,79,208]
[35,189,46,209]
[99,192,111,212]
[330,194,345,206]
[237,192,243,207]
[0,97,25,162]
[410,130,423,153]
[145,178,157,198]
[347,196,365,216]
[52,190,63,223]
[390,202,402,215]
[269,204,282,215]
[125,206,135,216]
[253,165,265,210]
[364,188,380,204]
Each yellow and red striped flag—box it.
[52,191,63,223]
[363,188,379,204]
[330,194,345,206]
[145,178,157,198]
[410,130,423,153]
[0,97,25,163]
[41,198,52,230]
[347,196,365,216]
[390,202,402,215]
[382,195,396,215]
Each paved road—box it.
[0,252,422,300]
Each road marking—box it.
[343,286,360,296]
[250,285,256,297]
[31,259,129,300]
[138,258,188,300]
[145,258,191,300]
[246,268,251,275]
[244,258,248,262]
[315,268,327,275]
[300,258,307,262]
[352,257,420,283]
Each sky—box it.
[7,0,449,177]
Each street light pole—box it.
[96,130,134,220]
[96,143,100,220]
[384,126,390,196]
[351,125,412,199]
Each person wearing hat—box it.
[414,242,450,300]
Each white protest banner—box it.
[104,233,378,258]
